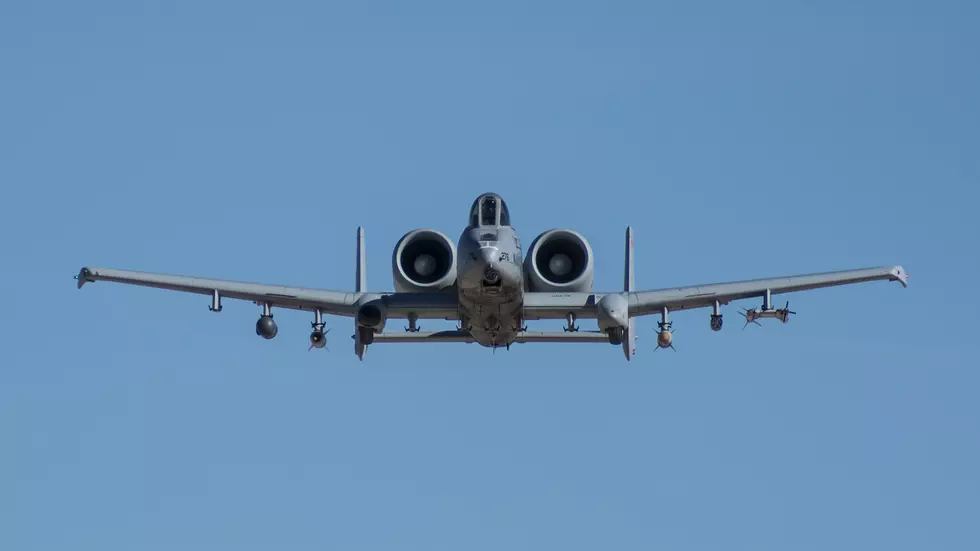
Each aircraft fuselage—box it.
[456,225,524,347]
[455,199,525,348]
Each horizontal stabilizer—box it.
[370,330,611,344]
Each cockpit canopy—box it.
[468,193,511,227]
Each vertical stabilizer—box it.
[625,226,635,293]
[623,226,636,361]
[355,226,367,360]
[355,330,367,360]
[356,226,366,293]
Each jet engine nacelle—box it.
[392,229,458,292]
[524,228,595,293]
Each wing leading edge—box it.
[521,265,907,319]
[628,264,907,316]
[77,263,907,322]
[75,266,458,319]
[76,266,360,315]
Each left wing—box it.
[75,227,460,320]
[76,266,361,315]
[76,266,461,319]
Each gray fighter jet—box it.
[75,193,909,360]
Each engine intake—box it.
[392,229,457,292]
[524,228,594,293]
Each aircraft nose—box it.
[478,247,498,265]
[478,247,501,284]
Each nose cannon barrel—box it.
[480,248,501,284]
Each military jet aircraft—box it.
[75,192,908,360]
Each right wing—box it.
[628,265,908,316]
[520,265,907,320]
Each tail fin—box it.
[623,226,636,361]
[356,226,366,293]
[354,226,368,360]
[625,226,635,293]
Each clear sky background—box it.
[2,1,978,549]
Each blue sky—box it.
[2,1,978,549]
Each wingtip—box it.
[76,267,92,289]
[890,265,909,288]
